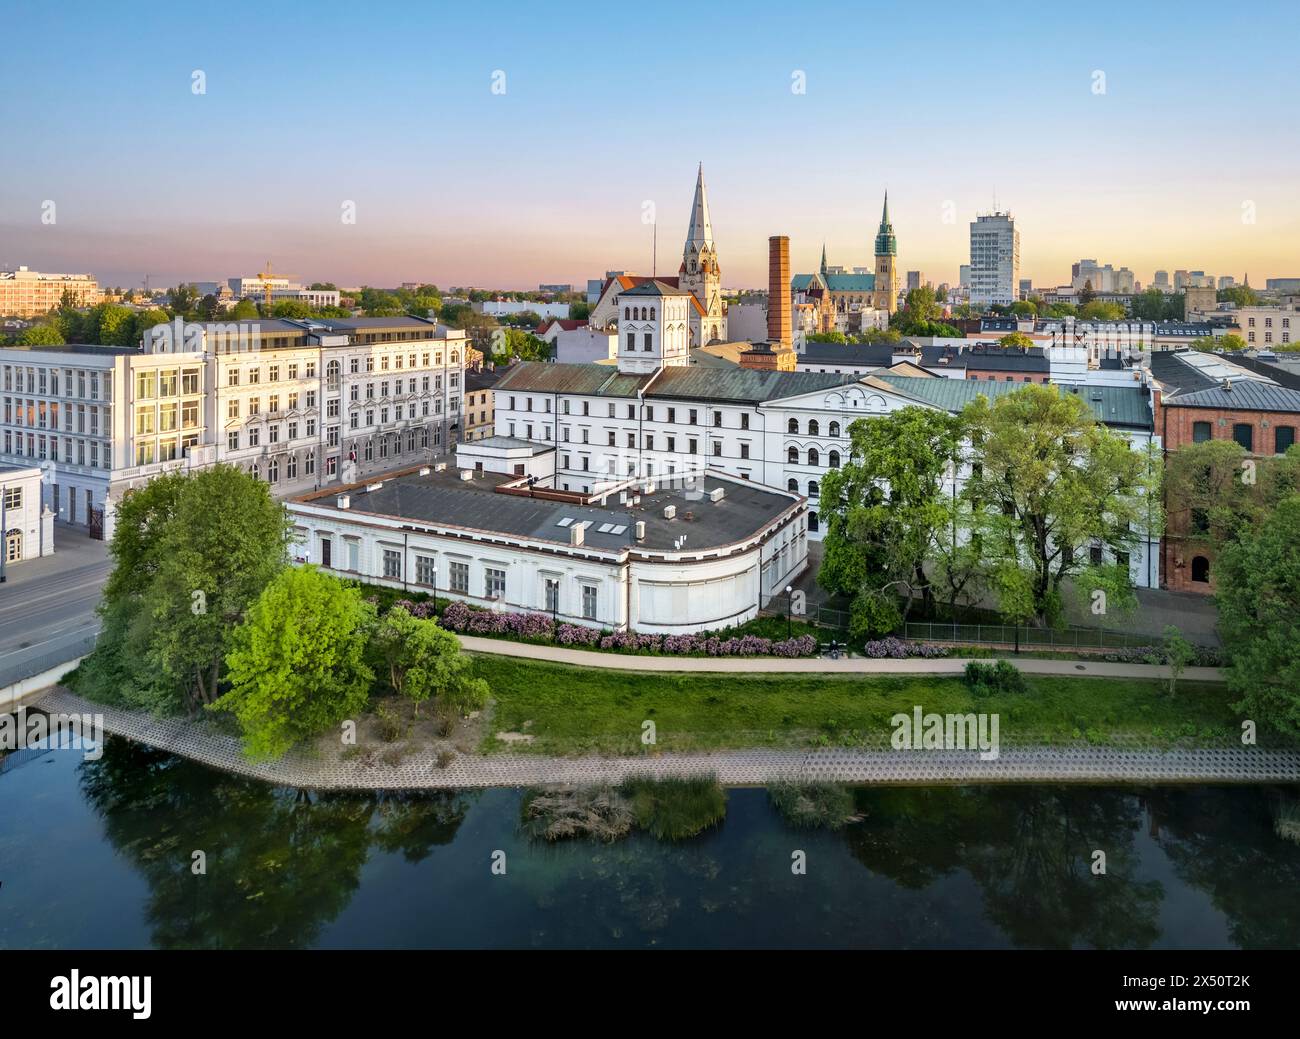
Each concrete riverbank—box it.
[31,688,1298,791]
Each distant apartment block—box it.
[0,267,101,319]
[969,213,1020,307]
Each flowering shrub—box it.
[439,601,555,638]
[861,637,947,659]
[429,601,820,656]
[1103,644,1224,667]
[390,598,437,619]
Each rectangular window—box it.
[485,567,506,600]
[1232,423,1254,451]
[581,585,597,620]
[1276,426,1296,454]
[382,549,402,580]
[544,578,559,614]
[416,555,437,586]
[1192,421,1211,443]
[450,561,469,594]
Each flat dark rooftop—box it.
[300,467,796,553]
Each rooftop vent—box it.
[709,487,725,503]
[635,521,646,541]
[663,505,677,520]
[434,462,447,472]
[459,469,474,481]
[570,523,585,547]
[366,482,383,492]
[418,467,431,476]
[336,494,350,509]
[684,511,694,522]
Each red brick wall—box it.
[1160,401,1299,593]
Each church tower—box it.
[872,191,899,314]
[679,164,726,344]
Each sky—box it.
[2,0,1298,293]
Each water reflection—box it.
[1,736,1297,949]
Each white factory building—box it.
[0,463,55,566]
[286,451,809,634]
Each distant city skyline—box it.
[2,0,1297,292]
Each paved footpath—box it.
[458,636,1227,682]
[34,688,1297,791]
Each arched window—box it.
[624,307,630,320]
[326,359,341,389]
[808,511,819,533]
[807,480,819,497]
[829,421,840,438]
[828,450,840,469]
[1191,556,1210,583]
[788,418,799,434]
[788,446,799,464]
[451,351,459,364]
[787,478,798,493]
[650,307,656,320]
[808,447,820,466]
[808,419,819,436]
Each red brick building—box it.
[1151,351,1300,593]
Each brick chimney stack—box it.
[767,235,791,347]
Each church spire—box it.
[875,189,896,257]
[819,242,828,276]
[685,162,714,250]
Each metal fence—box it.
[0,631,98,690]
[903,621,1168,650]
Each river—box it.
[2,736,1298,949]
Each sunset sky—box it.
[3,0,1297,292]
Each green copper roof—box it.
[876,375,1154,430]
[875,191,897,257]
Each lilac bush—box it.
[426,600,821,657]
[861,637,947,659]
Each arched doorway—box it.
[1191,556,1210,583]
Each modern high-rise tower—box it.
[969,211,1020,308]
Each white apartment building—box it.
[476,300,571,320]
[287,458,809,633]
[0,317,470,539]
[969,212,1020,307]
[0,464,55,566]
[489,296,1162,587]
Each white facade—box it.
[0,464,54,565]
[615,284,692,375]
[0,318,470,540]
[969,212,1020,307]
[477,300,571,320]
[287,464,808,634]
[539,325,617,364]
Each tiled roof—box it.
[876,375,1154,430]
[494,361,857,404]
[1162,380,1300,414]
[798,342,896,367]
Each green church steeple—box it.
[874,190,896,257]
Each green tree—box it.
[963,385,1161,625]
[168,283,200,317]
[143,466,291,709]
[1080,300,1125,321]
[1079,279,1096,306]
[270,299,316,319]
[371,606,488,716]
[819,407,962,637]
[1009,300,1037,318]
[230,298,259,320]
[16,323,64,345]
[1162,625,1195,697]
[1216,496,1300,739]
[1218,285,1259,308]
[215,567,375,759]
[998,332,1034,351]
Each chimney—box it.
[570,523,585,546]
[767,235,791,347]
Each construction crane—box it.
[256,260,297,309]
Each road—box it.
[0,528,109,687]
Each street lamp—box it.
[785,583,793,639]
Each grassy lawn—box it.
[472,655,1248,756]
